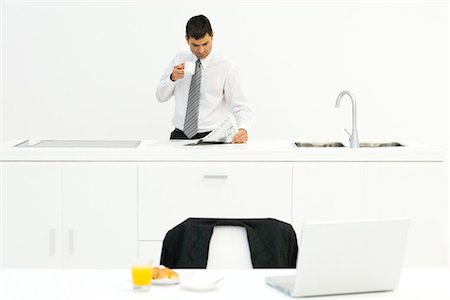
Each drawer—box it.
[138,162,292,240]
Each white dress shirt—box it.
[156,51,252,133]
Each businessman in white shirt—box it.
[156,15,252,143]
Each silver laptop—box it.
[266,218,409,297]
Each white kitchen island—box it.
[0,140,446,268]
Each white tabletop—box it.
[0,268,449,300]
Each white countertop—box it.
[0,140,443,162]
[0,268,449,300]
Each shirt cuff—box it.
[166,74,176,86]
[237,124,250,133]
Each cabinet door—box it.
[1,163,63,267]
[292,163,365,232]
[62,164,138,268]
[363,162,446,267]
[138,241,163,264]
[293,162,447,267]
[139,162,292,240]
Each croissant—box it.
[153,265,179,280]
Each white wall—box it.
[1,1,448,151]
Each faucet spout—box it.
[335,91,359,148]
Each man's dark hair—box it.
[186,15,213,40]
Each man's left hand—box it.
[232,128,248,144]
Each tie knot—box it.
[196,59,201,67]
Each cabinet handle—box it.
[68,229,74,255]
[49,229,56,255]
[202,174,229,180]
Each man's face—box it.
[186,33,213,60]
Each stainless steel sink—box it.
[294,141,404,148]
[359,142,403,147]
[294,142,345,148]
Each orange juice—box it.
[131,264,153,288]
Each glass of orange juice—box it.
[131,261,153,292]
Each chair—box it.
[159,218,298,269]
[206,225,253,269]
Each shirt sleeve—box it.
[155,56,177,103]
[224,65,253,132]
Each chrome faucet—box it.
[335,91,359,148]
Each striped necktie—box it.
[184,59,202,138]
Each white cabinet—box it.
[363,163,446,267]
[1,163,138,268]
[61,164,138,268]
[292,163,365,223]
[1,163,62,268]
[292,162,446,267]
[2,149,446,268]
[138,162,292,241]
[138,241,163,263]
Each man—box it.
[156,15,252,143]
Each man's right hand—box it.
[170,64,185,81]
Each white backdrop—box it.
[1,1,448,151]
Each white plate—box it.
[180,275,223,292]
[152,278,180,285]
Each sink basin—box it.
[359,142,403,147]
[294,141,404,148]
[294,142,345,148]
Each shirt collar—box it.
[189,51,214,69]
[199,51,213,69]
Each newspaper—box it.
[185,114,238,146]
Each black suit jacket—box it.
[160,218,298,268]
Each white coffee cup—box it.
[184,61,196,75]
